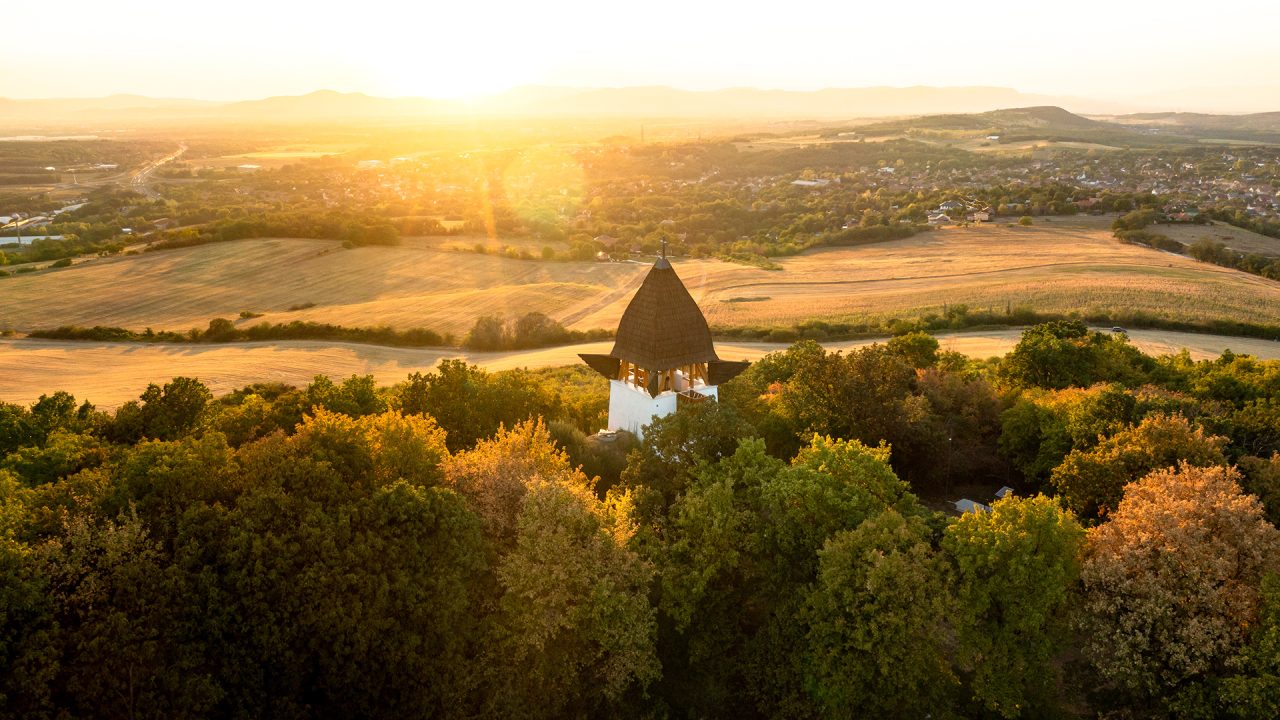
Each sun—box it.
[368,31,544,99]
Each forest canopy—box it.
[2,323,1279,718]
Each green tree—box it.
[886,331,940,369]
[805,509,956,717]
[464,315,508,350]
[618,399,755,523]
[1239,454,1280,528]
[944,494,1085,716]
[304,373,387,417]
[494,478,658,717]
[999,384,1138,486]
[656,436,930,717]
[107,377,212,443]
[394,361,557,452]
[1051,413,1227,518]
[1216,573,1280,718]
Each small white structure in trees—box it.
[953,499,993,514]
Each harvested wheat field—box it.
[3,327,1278,409]
[1158,220,1280,256]
[695,222,1280,330]
[2,222,1279,338]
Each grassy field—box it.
[2,221,1280,340]
[696,221,1280,331]
[4,327,1278,409]
[1158,220,1280,256]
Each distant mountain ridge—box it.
[0,85,1132,127]
[2,86,1277,130]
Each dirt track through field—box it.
[3,328,1277,409]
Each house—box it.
[236,164,261,173]
[790,179,829,188]
[928,213,952,226]
[578,248,749,438]
[593,234,621,249]
[968,210,992,222]
[995,486,1015,499]
[939,200,965,212]
[356,160,383,169]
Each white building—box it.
[580,252,748,438]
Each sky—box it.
[5,0,1279,111]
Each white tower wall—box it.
[607,379,718,438]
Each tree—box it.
[494,478,658,717]
[463,315,507,350]
[1018,215,1034,226]
[618,399,755,521]
[171,414,486,718]
[107,377,212,443]
[443,418,583,547]
[805,509,956,717]
[999,383,1139,487]
[886,331,940,369]
[944,494,1085,716]
[1238,454,1280,528]
[509,312,569,349]
[33,510,218,719]
[1051,413,1227,518]
[653,435,930,718]
[393,361,557,452]
[1081,464,1280,707]
[203,317,238,342]
[304,374,387,418]
[2,431,108,487]
[1112,207,1158,232]
[1000,321,1150,390]
[1216,573,1280,718]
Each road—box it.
[1,327,1277,409]
[129,143,187,199]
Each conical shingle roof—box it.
[609,257,718,370]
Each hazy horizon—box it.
[7,0,1280,114]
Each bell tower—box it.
[579,250,748,437]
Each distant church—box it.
[579,249,748,437]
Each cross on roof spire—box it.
[661,236,668,258]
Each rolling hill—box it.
[1109,111,1280,144]
[850,106,1192,147]
[0,86,1132,129]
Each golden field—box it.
[2,220,1280,339]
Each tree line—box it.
[2,323,1280,717]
